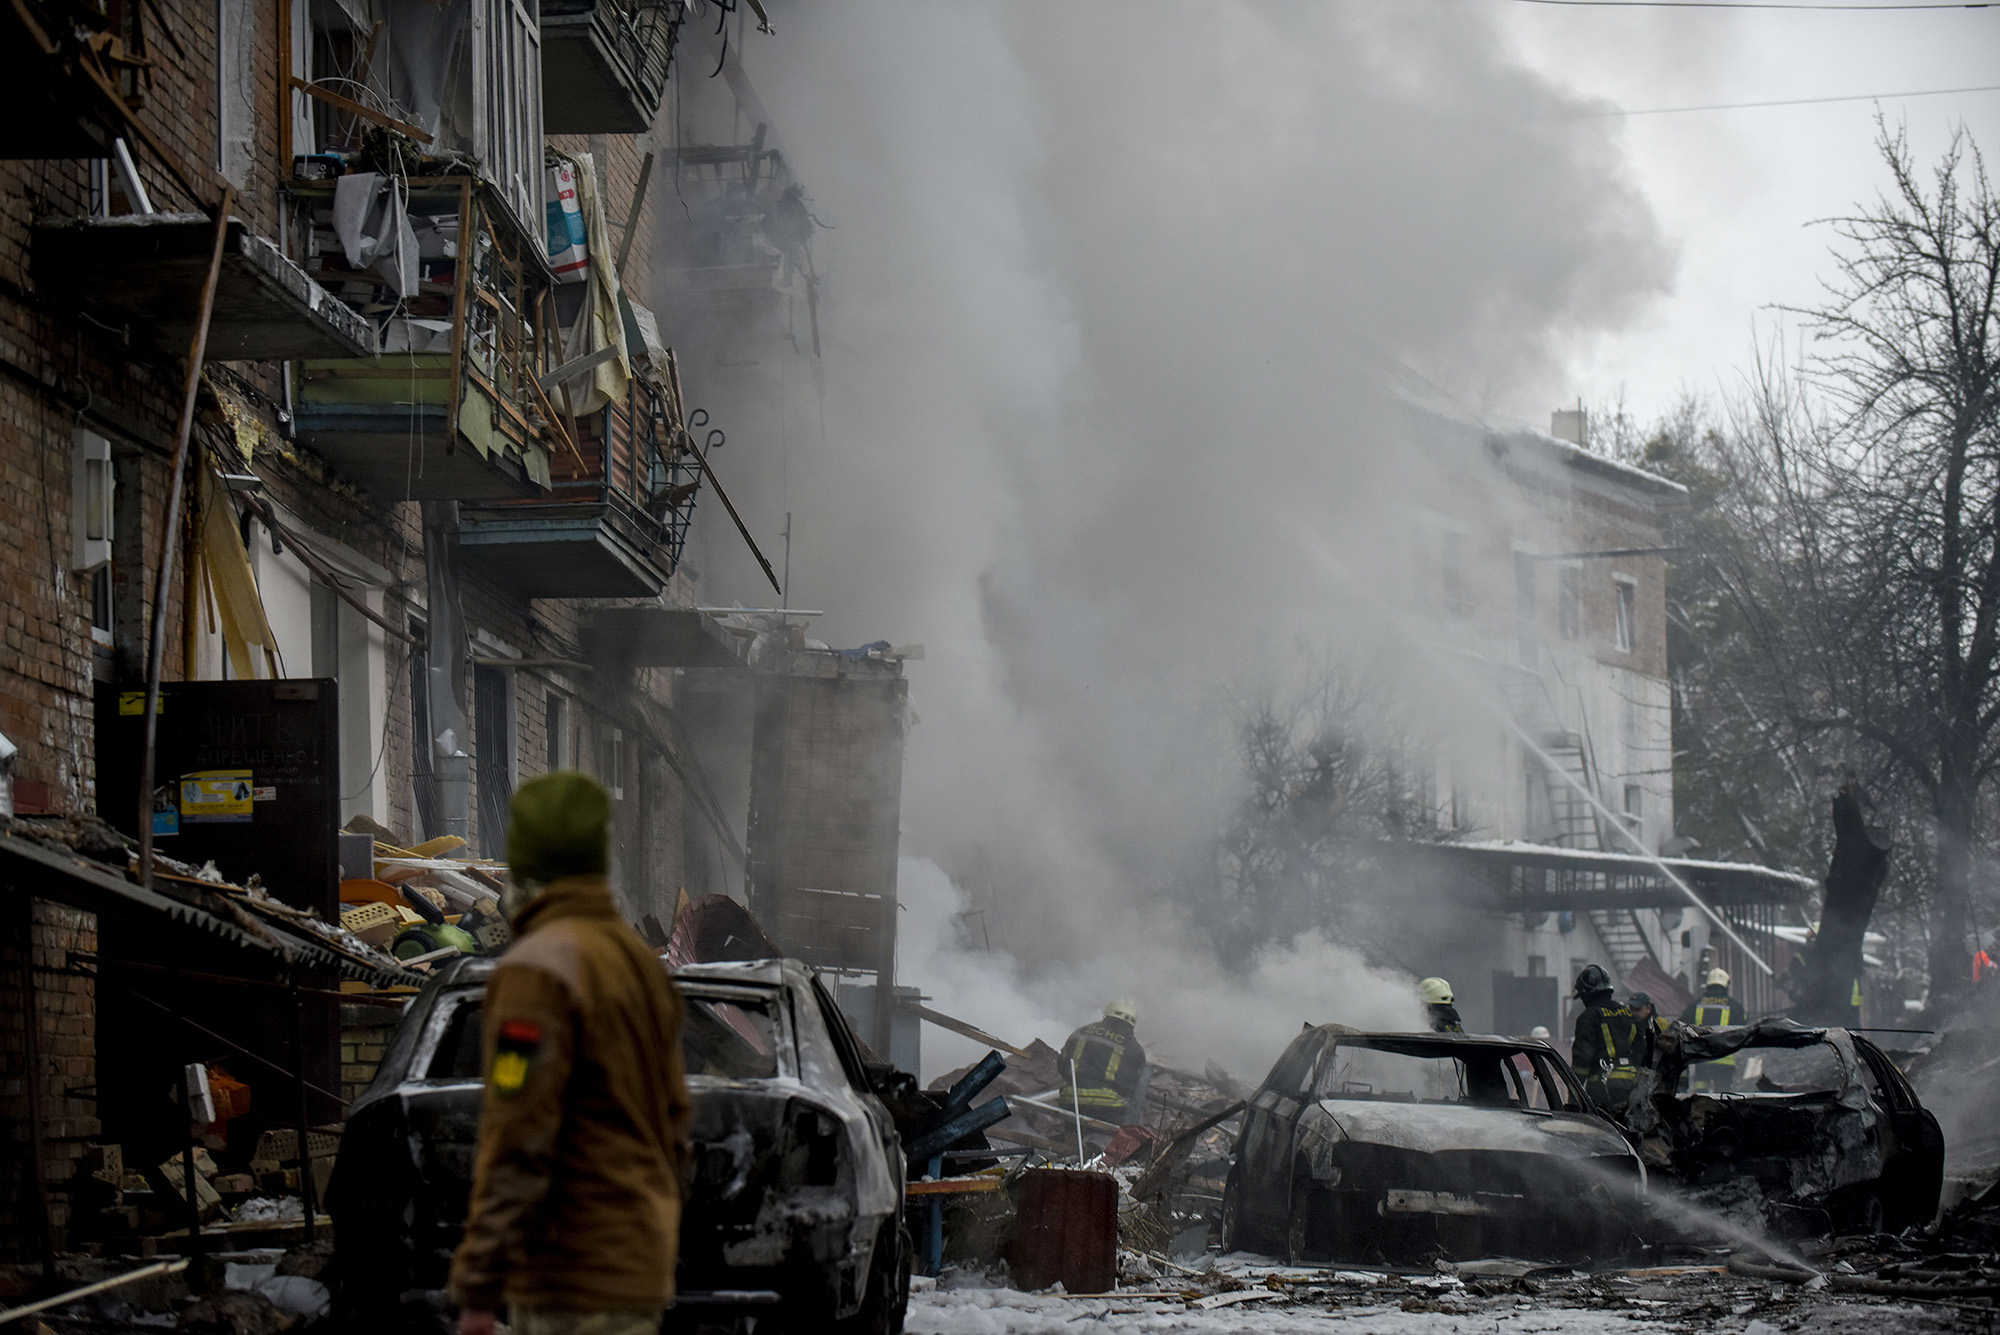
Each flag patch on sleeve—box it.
[491,1018,544,1094]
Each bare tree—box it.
[1794,126,2000,1012]
[1180,650,1449,970]
[1668,126,2000,1015]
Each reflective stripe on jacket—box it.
[1061,1018,1146,1111]
[1685,993,1741,1066]
[1571,999,1639,1088]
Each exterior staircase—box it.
[1499,661,1662,984]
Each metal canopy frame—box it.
[1412,840,1814,913]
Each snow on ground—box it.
[906,1287,1675,1334]
[901,1254,1963,1335]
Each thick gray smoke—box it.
[676,1,1674,1077]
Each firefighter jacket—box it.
[1570,996,1641,1098]
[1061,1017,1147,1115]
[448,875,694,1314]
[1679,987,1745,1072]
[1429,1003,1464,1034]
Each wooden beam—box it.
[287,77,433,145]
[137,189,235,891]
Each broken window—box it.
[427,996,485,1080]
[682,990,780,1080]
[1613,577,1636,652]
[285,0,544,235]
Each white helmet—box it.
[1104,998,1139,1025]
[1707,968,1731,989]
[1417,976,1455,1006]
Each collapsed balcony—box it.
[542,0,687,134]
[290,177,559,502]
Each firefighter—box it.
[1418,976,1464,1033]
[450,773,694,1335]
[1679,967,1745,1093]
[1060,999,1150,1126]
[1570,964,1640,1115]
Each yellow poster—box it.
[180,770,254,824]
[117,692,164,715]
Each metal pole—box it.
[292,982,316,1244]
[138,187,235,890]
[16,902,53,1272]
[421,503,469,842]
[171,963,203,1264]
[178,1065,201,1259]
[1068,1058,1085,1164]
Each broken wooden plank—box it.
[916,1005,1030,1058]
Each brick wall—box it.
[339,1016,396,1108]
[1,899,101,1256]
[0,8,706,1259]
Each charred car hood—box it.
[1317,1101,1632,1160]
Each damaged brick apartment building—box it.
[0,0,914,1260]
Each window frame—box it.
[1612,574,1637,653]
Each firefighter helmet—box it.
[1707,968,1731,989]
[1104,998,1139,1025]
[1573,963,1614,998]
[1417,976,1455,1006]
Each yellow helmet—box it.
[1417,976,1455,1006]
[1104,998,1139,1025]
[1706,968,1731,989]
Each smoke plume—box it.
[675,1,1674,1075]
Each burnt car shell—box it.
[1631,1018,1943,1235]
[328,955,906,1330]
[1222,1028,1644,1266]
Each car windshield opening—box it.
[683,989,781,1080]
[1322,1041,1576,1108]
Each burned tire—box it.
[1218,1167,1249,1255]
[1284,1177,1329,1265]
[834,1219,911,1335]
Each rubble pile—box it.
[923,1041,1246,1273]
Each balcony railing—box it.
[542,0,686,134]
[289,176,561,502]
[460,367,701,599]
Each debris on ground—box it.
[901,1248,1976,1332]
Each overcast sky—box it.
[1494,1,2000,429]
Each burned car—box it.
[1632,1018,1943,1236]
[329,956,909,1333]
[1221,1027,1643,1265]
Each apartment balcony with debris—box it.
[542,0,686,133]
[459,367,700,599]
[287,176,561,501]
[661,136,819,349]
